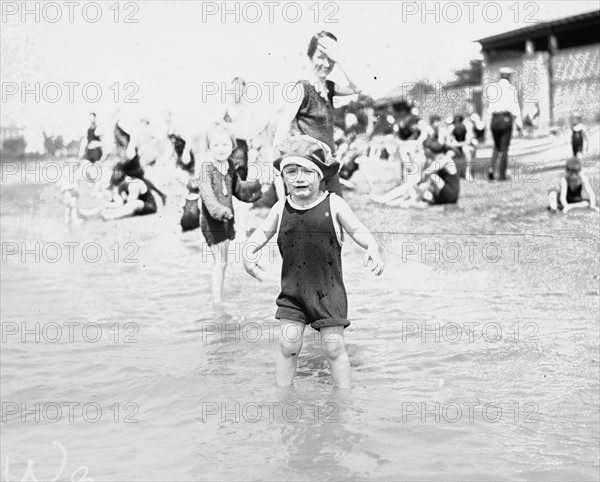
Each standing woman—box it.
[273,31,361,198]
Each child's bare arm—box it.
[581,174,598,211]
[332,196,384,276]
[243,201,282,280]
[559,177,569,210]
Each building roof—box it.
[477,10,600,50]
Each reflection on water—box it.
[1,168,599,481]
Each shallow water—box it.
[1,162,599,481]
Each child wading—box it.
[198,122,262,310]
[243,135,384,389]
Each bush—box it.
[1,136,27,159]
[43,132,64,157]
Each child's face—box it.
[282,164,322,200]
[209,133,233,162]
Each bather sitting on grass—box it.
[548,157,598,214]
[371,134,459,207]
[98,168,158,220]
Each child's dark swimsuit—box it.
[572,128,584,156]
[566,182,583,204]
[275,194,349,330]
[198,159,262,246]
[84,124,102,162]
[433,167,460,205]
[548,178,586,210]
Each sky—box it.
[1,0,598,140]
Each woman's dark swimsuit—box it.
[566,182,583,204]
[293,80,342,197]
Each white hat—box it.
[499,67,514,75]
[279,156,323,180]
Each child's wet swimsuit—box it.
[275,193,349,330]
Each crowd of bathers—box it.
[62,29,597,228]
[63,99,597,227]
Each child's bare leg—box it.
[464,146,474,182]
[100,199,144,220]
[209,240,229,306]
[63,190,78,223]
[548,191,558,211]
[276,319,305,386]
[320,326,351,389]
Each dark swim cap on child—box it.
[274,135,340,181]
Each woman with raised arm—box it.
[273,31,361,198]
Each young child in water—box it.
[243,135,384,389]
[198,121,262,310]
[548,157,598,213]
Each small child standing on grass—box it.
[570,114,588,158]
[548,157,598,214]
[198,121,262,310]
[243,135,384,389]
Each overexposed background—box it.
[2,0,598,140]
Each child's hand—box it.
[364,245,384,276]
[222,208,233,220]
[243,256,265,281]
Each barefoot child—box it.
[199,121,262,309]
[243,135,384,389]
[548,157,598,213]
[570,114,588,158]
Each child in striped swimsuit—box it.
[243,135,384,389]
[198,122,262,309]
